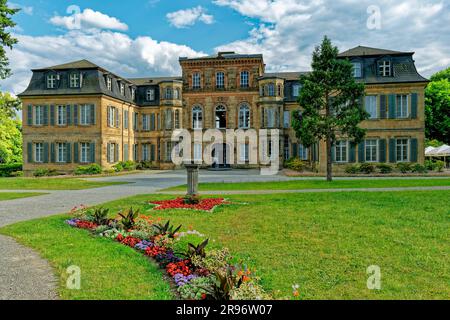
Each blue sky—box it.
[4,0,450,94]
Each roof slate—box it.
[338,46,413,57]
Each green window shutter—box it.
[43,105,49,125]
[27,105,33,125]
[107,143,111,163]
[331,144,335,163]
[73,105,78,125]
[50,143,55,163]
[388,94,396,119]
[349,143,356,163]
[124,144,129,161]
[389,139,396,163]
[115,144,119,162]
[379,95,386,119]
[150,114,155,131]
[91,105,96,125]
[50,105,55,125]
[43,143,49,163]
[115,109,120,128]
[73,142,79,163]
[90,143,95,163]
[291,143,297,158]
[151,144,155,161]
[66,105,72,125]
[410,138,418,162]
[378,139,386,163]
[358,142,365,163]
[411,93,418,119]
[66,142,72,163]
[27,142,33,163]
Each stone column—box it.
[185,163,200,196]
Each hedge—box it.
[0,163,23,177]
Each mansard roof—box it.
[32,59,99,71]
[127,77,182,86]
[179,51,263,61]
[338,46,413,58]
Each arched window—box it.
[240,71,249,88]
[174,88,181,100]
[165,87,173,99]
[192,106,203,129]
[239,104,250,128]
[215,105,227,129]
[268,83,275,96]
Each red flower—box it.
[166,260,193,277]
[150,198,228,212]
[145,245,166,257]
[75,220,97,229]
[116,234,124,242]
[120,236,141,248]
[201,293,207,300]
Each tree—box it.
[425,67,450,144]
[0,0,19,80]
[292,36,367,181]
[0,92,22,163]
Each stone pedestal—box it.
[185,164,200,196]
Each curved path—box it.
[0,170,449,299]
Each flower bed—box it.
[150,197,229,212]
[65,205,270,300]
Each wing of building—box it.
[19,47,428,175]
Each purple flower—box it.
[135,240,153,251]
[173,273,197,286]
[65,218,79,227]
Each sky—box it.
[3,0,450,95]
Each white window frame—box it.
[216,72,224,88]
[34,106,43,126]
[364,95,378,119]
[142,114,150,131]
[239,105,250,129]
[164,87,172,100]
[120,83,125,96]
[107,77,112,91]
[335,140,348,163]
[352,62,362,78]
[57,105,66,126]
[165,109,172,130]
[47,74,56,89]
[298,144,308,160]
[192,73,201,89]
[146,89,155,101]
[35,143,43,163]
[80,104,90,125]
[108,143,116,163]
[56,142,66,163]
[107,106,115,127]
[69,73,80,88]
[268,83,275,96]
[80,142,90,163]
[192,106,203,129]
[142,144,150,161]
[396,94,409,119]
[267,108,276,128]
[283,110,290,128]
[396,138,409,163]
[240,71,249,88]
[365,139,378,162]
[131,88,136,100]
[379,61,391,77]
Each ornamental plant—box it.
[152,220,182,239]
[118,207,140,230]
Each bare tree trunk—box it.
[326,136,332,181]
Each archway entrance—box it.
[212,143,230,168]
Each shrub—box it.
[112,162,124,172]
[284,157,304,172]
[121,160,136,171]
[435,160,445,172]
[359,163,375,174]
[396,162,412,173]
[183,194,201,205]
[10,171,23,177]
[344,164,359,174]
[0,163,22,177]
[102,169,115,174]
[87,207,111,225]
[33,168,60,177]
[425,160,436,171]
[74,164,102,175]
[411,163,427,174]
[136,161,154,170]
[376,163,393,174]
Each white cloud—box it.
[2,30,205,94]
[214,0,450,77]
[166,6,214,28]
[50,8,129,31]
[8,2,33,15]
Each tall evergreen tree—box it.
[0,0,19,80]
[292,36,367,181]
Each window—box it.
[120,83,125,96]
[335,140,348,163]
[69,73,80,88]
[192,106,202,129]
[175,110,180,129]
[174,88,180,100]
[268,83,275,96]
[124,110,129,129]
[192,73,201,89]
[35,143,44,163]
[352,62,362,78]
[379,60,391,77]
[165,142,173,161]
[80,143,90,163]
[194,143,202,162]
[240,71,249,88]
[131,88,136,100]
[56,142,66,163]
[108,143,116,163]
[146,89,155,101]
[215,105,226,129]
[396,95,408,118]
[239,143,249,162]
[259,86,264,97]
[164,87,173,100]
[365,95,377,119]
[299,144,308,160]
[107,77,112,91]
[396,138,409,162]
[107,106,116,127]
[283,110,290,128]
[57,105,66,126]
[292,84,300,97]
[277,84,283,97]
[142,114,150,131]
[80,104,91,125]
[35,106,44,125]
[266,108,276,128]
[239,105,250,128]
[142,144,150,161]
[216,72,224,88]
[47,74,56,89]
[365,139,378,162]
[165,109,173,129]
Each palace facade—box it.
[19,46,428,176]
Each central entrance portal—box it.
[212,143,231,169]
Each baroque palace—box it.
[19,46,428,175]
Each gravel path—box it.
[1,170,449,300]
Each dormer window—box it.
[146,88,154,101]
[379,60,392,77]
[131,87,136,100]
[106,77,112,91]
[120,82,125,96]
[47,74,56,89]
[352,62,362,78]
[69,73,81,88]
[292,84,300,97]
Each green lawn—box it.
[0,192,46,201]
[164,178,450,191]
[2,190,448,299]
[0,177,130,190]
